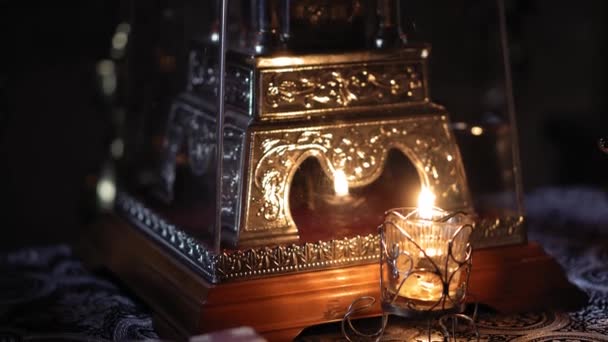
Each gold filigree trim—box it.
[116,192,380,283]
[260,62,426,117]
[244,115,472,234]
[216,234,381,279]
[118,192,528,282]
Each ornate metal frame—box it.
[123,44,526,283]
[116,191,524,284]
[258,58,427,119]
[239,112,473,246]
[116,192,380,284]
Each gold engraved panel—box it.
[240,113,472,245]
[259,61,427,119]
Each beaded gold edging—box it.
[116,193,525,282]
[215,236,380,280]
[116,193,218,281]
[115,192,380,284]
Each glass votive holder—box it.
[380,207,474,317]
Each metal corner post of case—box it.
[214,0,230,254]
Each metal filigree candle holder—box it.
[342,208,479,341]
[380,207,473,316]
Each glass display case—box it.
[88,1,579,339]
[112,0,523,272]
[405,1,526,247]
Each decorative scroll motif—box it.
[215,233,380,280]
[245,115,471,232]
[159,98,244,231]
[292,1,360,25]
[185,46,428,119]
[261,62,425,116]
[222,128,245,231]
[187,49,252,115]
[115,193,380,283]
[476,311,571,336]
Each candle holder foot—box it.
[342,296,388,342]
[341,297,480,342]
[437,312,479,342]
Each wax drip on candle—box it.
[417,187,436,220]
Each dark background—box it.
[0,0,607,250]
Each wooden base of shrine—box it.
[81,215,587,341]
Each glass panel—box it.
[115,0,524,251]
[406,0,524,222]
[118,0,220,249]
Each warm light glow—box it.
[452,122,467,130]
[424,247,439,257]
[417,187,436,220]
[266,56,305,67]
[333,169,349,197]
[470,126,484,136]
[97,178,116,205]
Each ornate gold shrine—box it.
[243,114,469,245]
[109,44,527,284]
[82,2,583,340]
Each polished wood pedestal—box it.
[81,215,586,341]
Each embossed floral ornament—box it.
[331,128,379,181]
[263,64,425,113]
[247,116,471,235]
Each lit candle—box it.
[397,187,446,303]
[416,186,436,220]
[322,168,364,207]
[381,188,473,315]
[381,187,473,312]
[317,169,366,232]
[333,169,350,198]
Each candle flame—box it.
[424,247,439,257]
[417,187,436,220]
[333,169,349,197]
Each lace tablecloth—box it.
[1,187,607,341]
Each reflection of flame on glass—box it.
[333,169,350,197]
[417,187,436,220]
